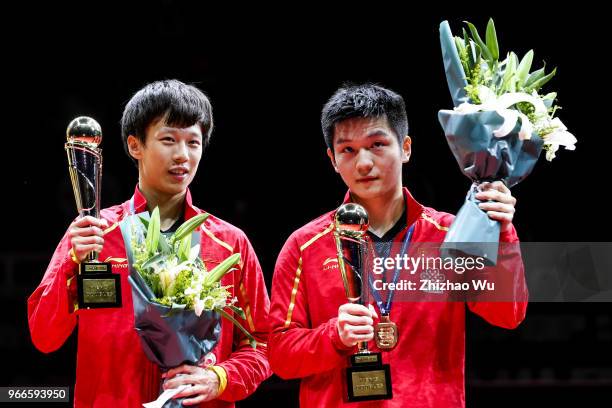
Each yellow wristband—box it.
[208,365,227,397]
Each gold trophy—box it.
[65,116,121,309]
[334,203,392,402]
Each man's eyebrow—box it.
[160,127,202,137]
[334,130,391,145]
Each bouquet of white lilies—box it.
[120,207,254,408]
[438,19,576,264]
[451,18,576,161]
[131,208,252,329]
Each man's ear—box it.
[327,148,339,173]
[401,135,412,163]
[127,135,143,160]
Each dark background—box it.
[1,3,610,407]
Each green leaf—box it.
[524,64,546,88]
[500,53,516,93]
[138,216,149,229]
[525,67,556,92]
[511,53,519,71]
[146,207,160,256]
[516,50,534,87]
[454,36,465,56]
[158,234,172,255]
[218,308,257,349]
[141,252,164,270]
[465,21,492,62]
[178,232,192,262]
[485,18,499,61]
[542,92,557,109]
[509,52,520,92]
[228,305,246,320]
[468,41,478,69]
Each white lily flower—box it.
[158,270,172,294]
[549,117,568,131]
[478,85,496,104]
[493,109,519,137]
[194,298,205,317]
[189,244,201,262]
[168,260,189,278]
[454,103,480,114]
[545,145,559,161]
[517,112,534,140]
[455,90,550,140]
[543,129,577,161]
[539,116,576,160]
[216,297,227,309]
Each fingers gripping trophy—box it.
[65,117,121,309]
[334,203,392,402]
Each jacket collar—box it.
[130,185,199,220]
[342,187,424,228]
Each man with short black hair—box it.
[29,79,271,407]
[269,83,526,407]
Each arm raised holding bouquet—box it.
[439,18,577,264]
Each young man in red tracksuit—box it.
[28,80,271,407]
[268,84,527,407]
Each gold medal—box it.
[375,315,398,350]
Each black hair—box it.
[120,79,213,161]
[321,83,408,150]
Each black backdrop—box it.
[2,3,611,407]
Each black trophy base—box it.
[346,352,392,402]
[77,262,122,309]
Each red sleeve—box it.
[216,233,271,402]
[268,234,355,379]
[27,230,78,353]
[467,224,528,329]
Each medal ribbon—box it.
[368,224,414,316]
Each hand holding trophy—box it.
[334,203,392,402]
[65,116,121,309]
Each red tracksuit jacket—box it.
[269,188,527,407]
[28,187,271,407]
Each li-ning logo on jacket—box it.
[322,257,339,271]
[103,257,128,268]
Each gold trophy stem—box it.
[334,231,353,300]
[334,229,369,355]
